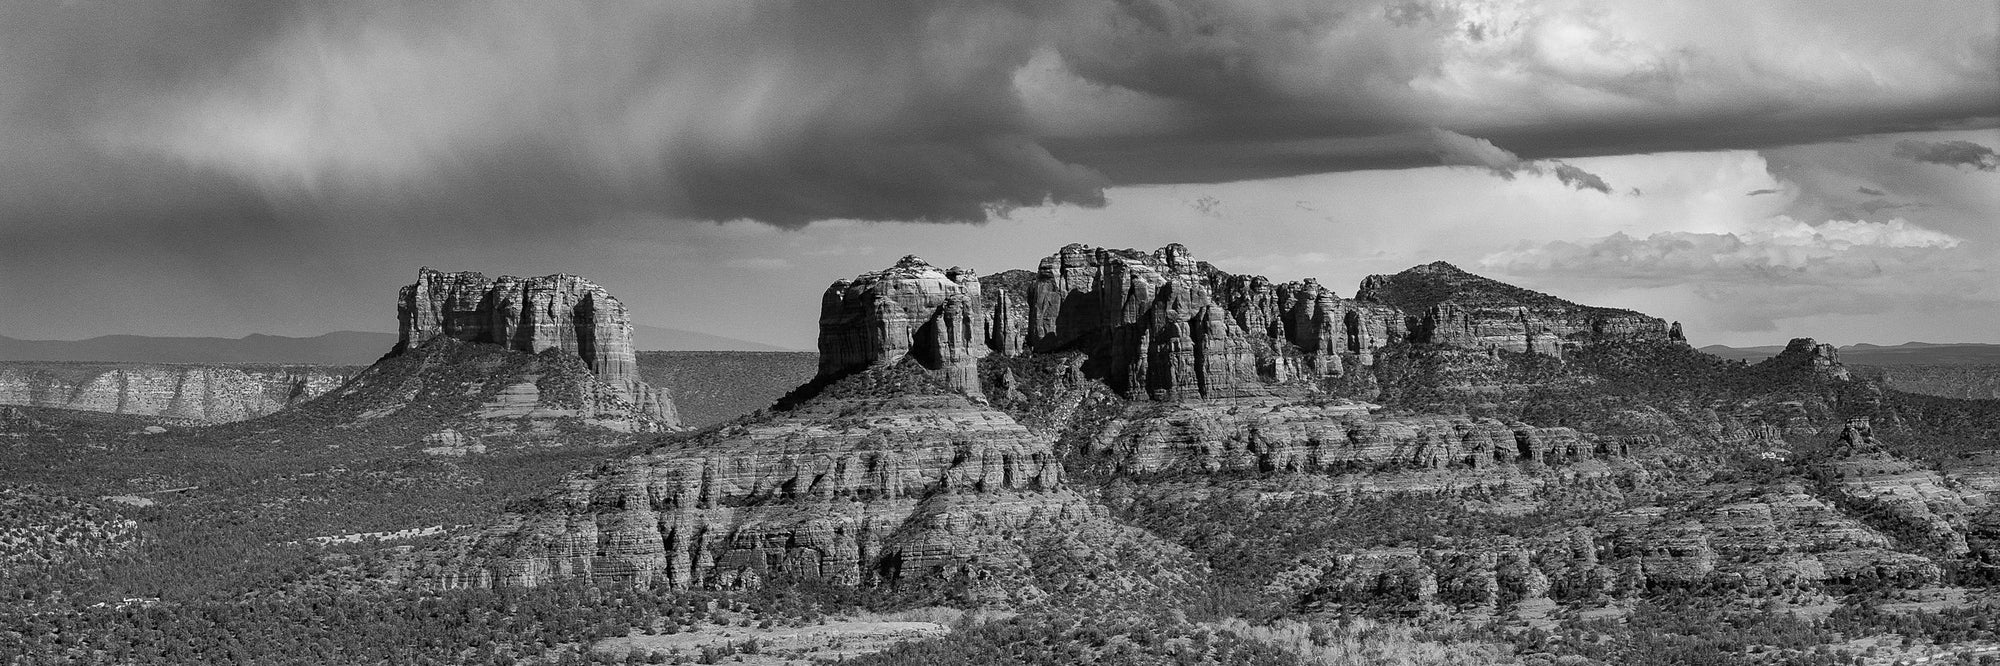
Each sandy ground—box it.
[593,618,949,665]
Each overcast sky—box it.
[2,0,1996,350]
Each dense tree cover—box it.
[0,484,138,571]
[845,609,1303,666]
[0,580,841,665]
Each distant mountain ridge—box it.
[0,325,790,365]
[0,332,397,365]
[1700,341,2000,365]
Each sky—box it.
[1,1,1996,351]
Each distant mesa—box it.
[0,331,396,365]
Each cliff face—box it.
[396,268,674,424]
[1006,243,1406,400]
[0,362,356,423]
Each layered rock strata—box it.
[0,362,354,422]
[1813,420,1988,557]
[1086,398,1649,476]
[1270,484,1945,612]
[396,268,675,424]
[451,366,1174,599]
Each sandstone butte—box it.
[397,267,673,423]
[271,269,686,450]
[448,242,1971,603]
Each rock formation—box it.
[0,362,355,423]
[1000,243,1406,400]
[449,363,1194,604]
[396,268,675,423]
[817,257,986,397]
[1762,337,1852,381]
[816,245,1684,404]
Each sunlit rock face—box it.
[396,268,675,424]
[0,363,353,422]
[817,256,987,397]
[449,366,1183,601]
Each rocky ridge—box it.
[0,362,356,423]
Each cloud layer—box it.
[1,0,1993,230]
[1895,139,2000,172]
[1427,129,1613,192]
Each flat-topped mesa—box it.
[395,268,674,422]
[817,256,986,396]
[1354,261,1672,358]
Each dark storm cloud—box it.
[1893,139,2000,171]
[1549,163,1612,195]
[0,0,1995,233]
[1037,1,1999,185]
[1426,129,1613,193]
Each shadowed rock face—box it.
[396,268,675,425]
